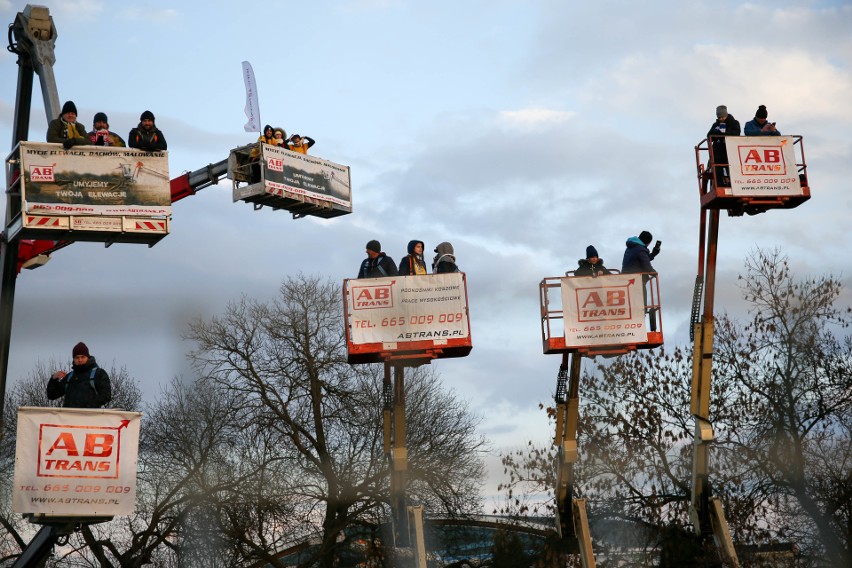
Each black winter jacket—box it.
[128,125,167,151]
[358,253,399,278]
[574,258,611,277]
[46,356,112,408]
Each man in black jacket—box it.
[128,110,167,151]
[47,342,112,408]
[707,105,741,186]
[358,240,398,278]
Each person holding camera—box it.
[744,105,781,136]
[287,133,315,155]
[88,112,126,147]
[621,231,661,332]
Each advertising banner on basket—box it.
[13,407,142,516]
[725,136,802,197]
[348,273,468,344]
[262,144,351,211]
[20,142,171,216]
[560,274,647,347]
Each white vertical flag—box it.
[242,61,260,133]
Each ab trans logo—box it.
[37,420,130,479]
[737,145,787,175]
[575,279,636,323]
[352,281,395,310]
[29,164,56,182]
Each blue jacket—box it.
[744,118,781,136]
[621,237,655,274]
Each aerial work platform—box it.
[696,135,810,214]
[229,143,352,219]
[5,142,170,247]
[343,272,472,365]
[540,272,663,357]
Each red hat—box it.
[72,342,89,357]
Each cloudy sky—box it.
[2,0,851,499]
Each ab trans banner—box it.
[560,274,648,347]
[234,143,352,217]
[725,136,803,198]
[13,407,142,516]
[19,142,170,216]
[344,273,472,363]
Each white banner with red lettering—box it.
[725,136,802,197]
[560,274,647,347]
[348,273,469,344]
[13,407,141,516]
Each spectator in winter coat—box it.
[621,231,660,332]
[46,342,112,409]
[358,240,399,278]
[87,112,126,147]
[399,240,428,276]
[574,245,611,277]
[273,127,287,146]
[128,110,167,151]
[46,100,91,149]
[432,242,460,273]
[707,105,741,186]
[621,231,660,275]
[744,105,780,136]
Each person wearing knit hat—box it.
[87,111,126,147]
[46,100,91,149]
[707,104,741,187]
[432,242,460,273]
[622,232,658,275]
[744,105,780,136]
[47,341,112,408]
[128,110,167,151]
[358,240,398,278]
[574,244,611,277]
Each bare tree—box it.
[184,273,486,567]
[497,249,852,567]
[711,249,852,565]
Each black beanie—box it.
[72,342,89,357]
[755,105,768,119]
[639,231,653,246]
[93,112,108,126]
[61,100,77,116]
[366,240,381,253]
[586,245,598,258]
[140,110,155,122]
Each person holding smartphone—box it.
[744,105,780,136]
[622,231,661,332]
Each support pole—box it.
[688,208,740,566]
[573,499,596,568]
[690,209,719,535]
[390,363,409,547]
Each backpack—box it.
[65,366,99,395]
